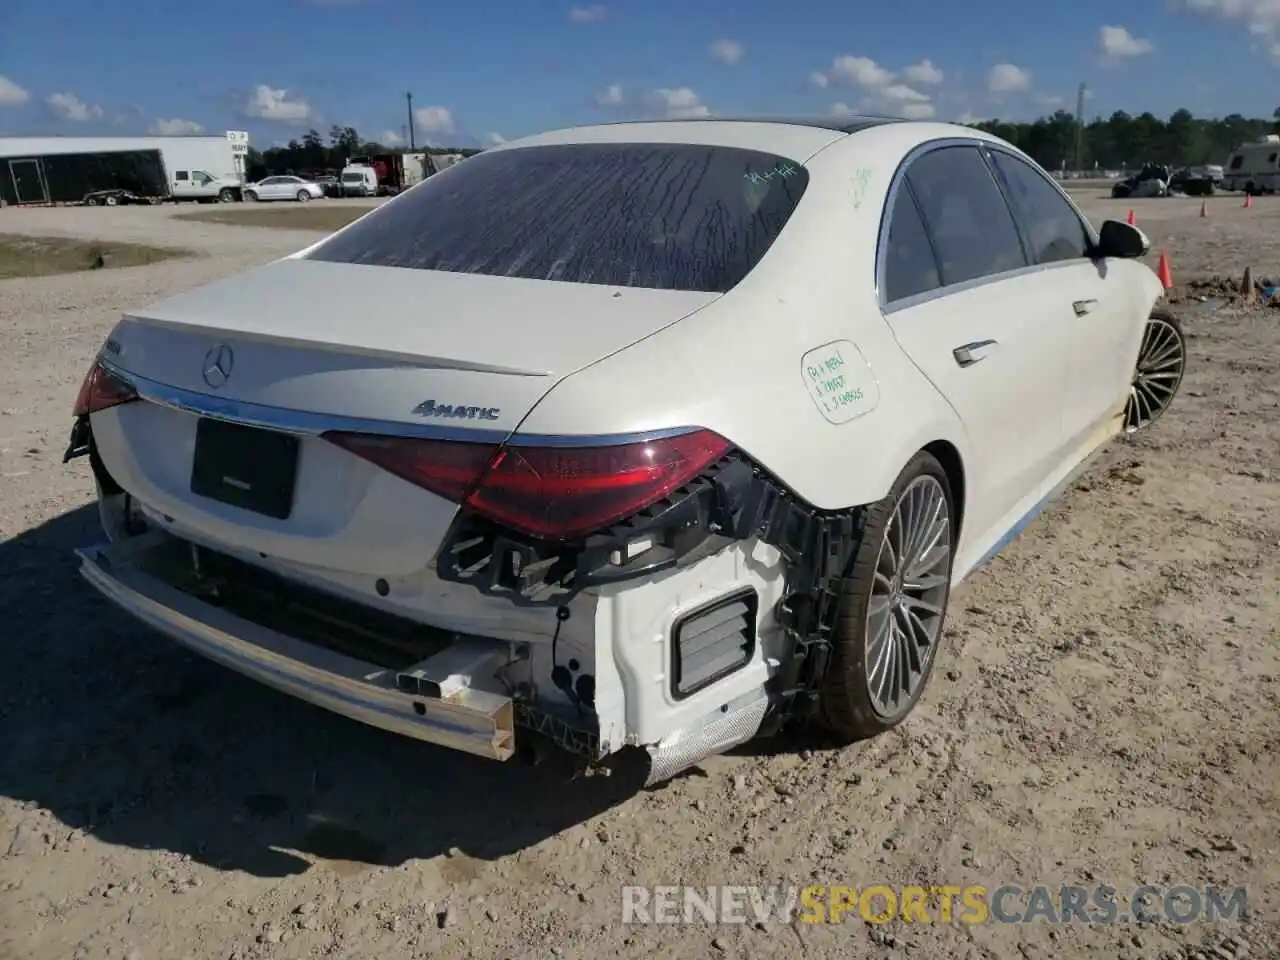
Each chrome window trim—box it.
[880,258,1084,316]
[98,360,701,449]
[874,137,1101,312]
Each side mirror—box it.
[1093,219,1149,259]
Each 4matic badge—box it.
[411,399,501,421]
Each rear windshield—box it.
[304,142,810,292]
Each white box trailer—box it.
[1222,135,1280,194]
[0,135,244,205]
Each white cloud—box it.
[880,83,930,103]
[902,59,944,84]
[835,77,937,122]
[242,84,311,123]
[150,117,204,136]
[827,55,894,88]
[1184,0,1280,31]
[809,71,830,89]
[568,4,606,21]
[45,93,103,123]
[0,75,30,107]
[710,38,744,64]
[647,87,709,119]
[379,129,404,146]
[900,102,937,120]
[595,83,624,107]
[1099,25,1154,58]
[413,106,455,134]
[482,131,507,146]
[1035,94,1068,109]
[986,63,1031,93]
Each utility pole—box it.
[406,91,416,150]
[1074,82,1086,173]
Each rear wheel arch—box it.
[921,439,965,540]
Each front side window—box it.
[987,150,1091,265]
[905,145,1027,287]
[306,142,811,293]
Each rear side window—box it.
[987,150,1091,265]
[305,142,810,293]
[882,189,941,303]
[905,145,1027,286]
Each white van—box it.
[1222,135,1280,194]
[339,164,378,197]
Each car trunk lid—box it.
[91,258,719,577]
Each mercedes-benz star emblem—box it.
[201,344,234,389]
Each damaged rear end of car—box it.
[64,129,862,784]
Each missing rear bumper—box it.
[75,534,516,761]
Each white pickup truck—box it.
[170,168,242,203]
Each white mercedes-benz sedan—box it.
[64,116,1185,785]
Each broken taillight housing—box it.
[72,360,139,418]
[323,428,732,541]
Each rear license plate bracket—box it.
[190,418,299,520]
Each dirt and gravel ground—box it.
[0,191,1277,960]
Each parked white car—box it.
[64,117,1184,785]
[243,175,324,203]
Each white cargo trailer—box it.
[0,135,245,205]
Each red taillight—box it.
[323,428,732,541]
[72,361,139,418]
[322,433,499,503]
[466,431,732,540]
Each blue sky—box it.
[0,0,1274,149]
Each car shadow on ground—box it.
[0,504,651,879]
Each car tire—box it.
[218,188,236,203]
[296,190,310,202]
[1123,308,1186,434]
[244,190,259,202]
[104,195,118,206]
[819,450,956,742]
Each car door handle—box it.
[1072,299,1098,316]
[953,339,998,368]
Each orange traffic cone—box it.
[1200,200,1208,217]
[1156,252,1173,289]
[1244,193,1253,209]
[1126,209,1136,225]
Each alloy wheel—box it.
[865,474,951,718]
[1124,316,1185,433]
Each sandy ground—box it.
[0,190,1277,960]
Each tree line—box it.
[246,110,1278,178]
[968,108,1277,172]
[246,125,479,178]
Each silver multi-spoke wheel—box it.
[1125,313,1185,433]
[865,474,951,719]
